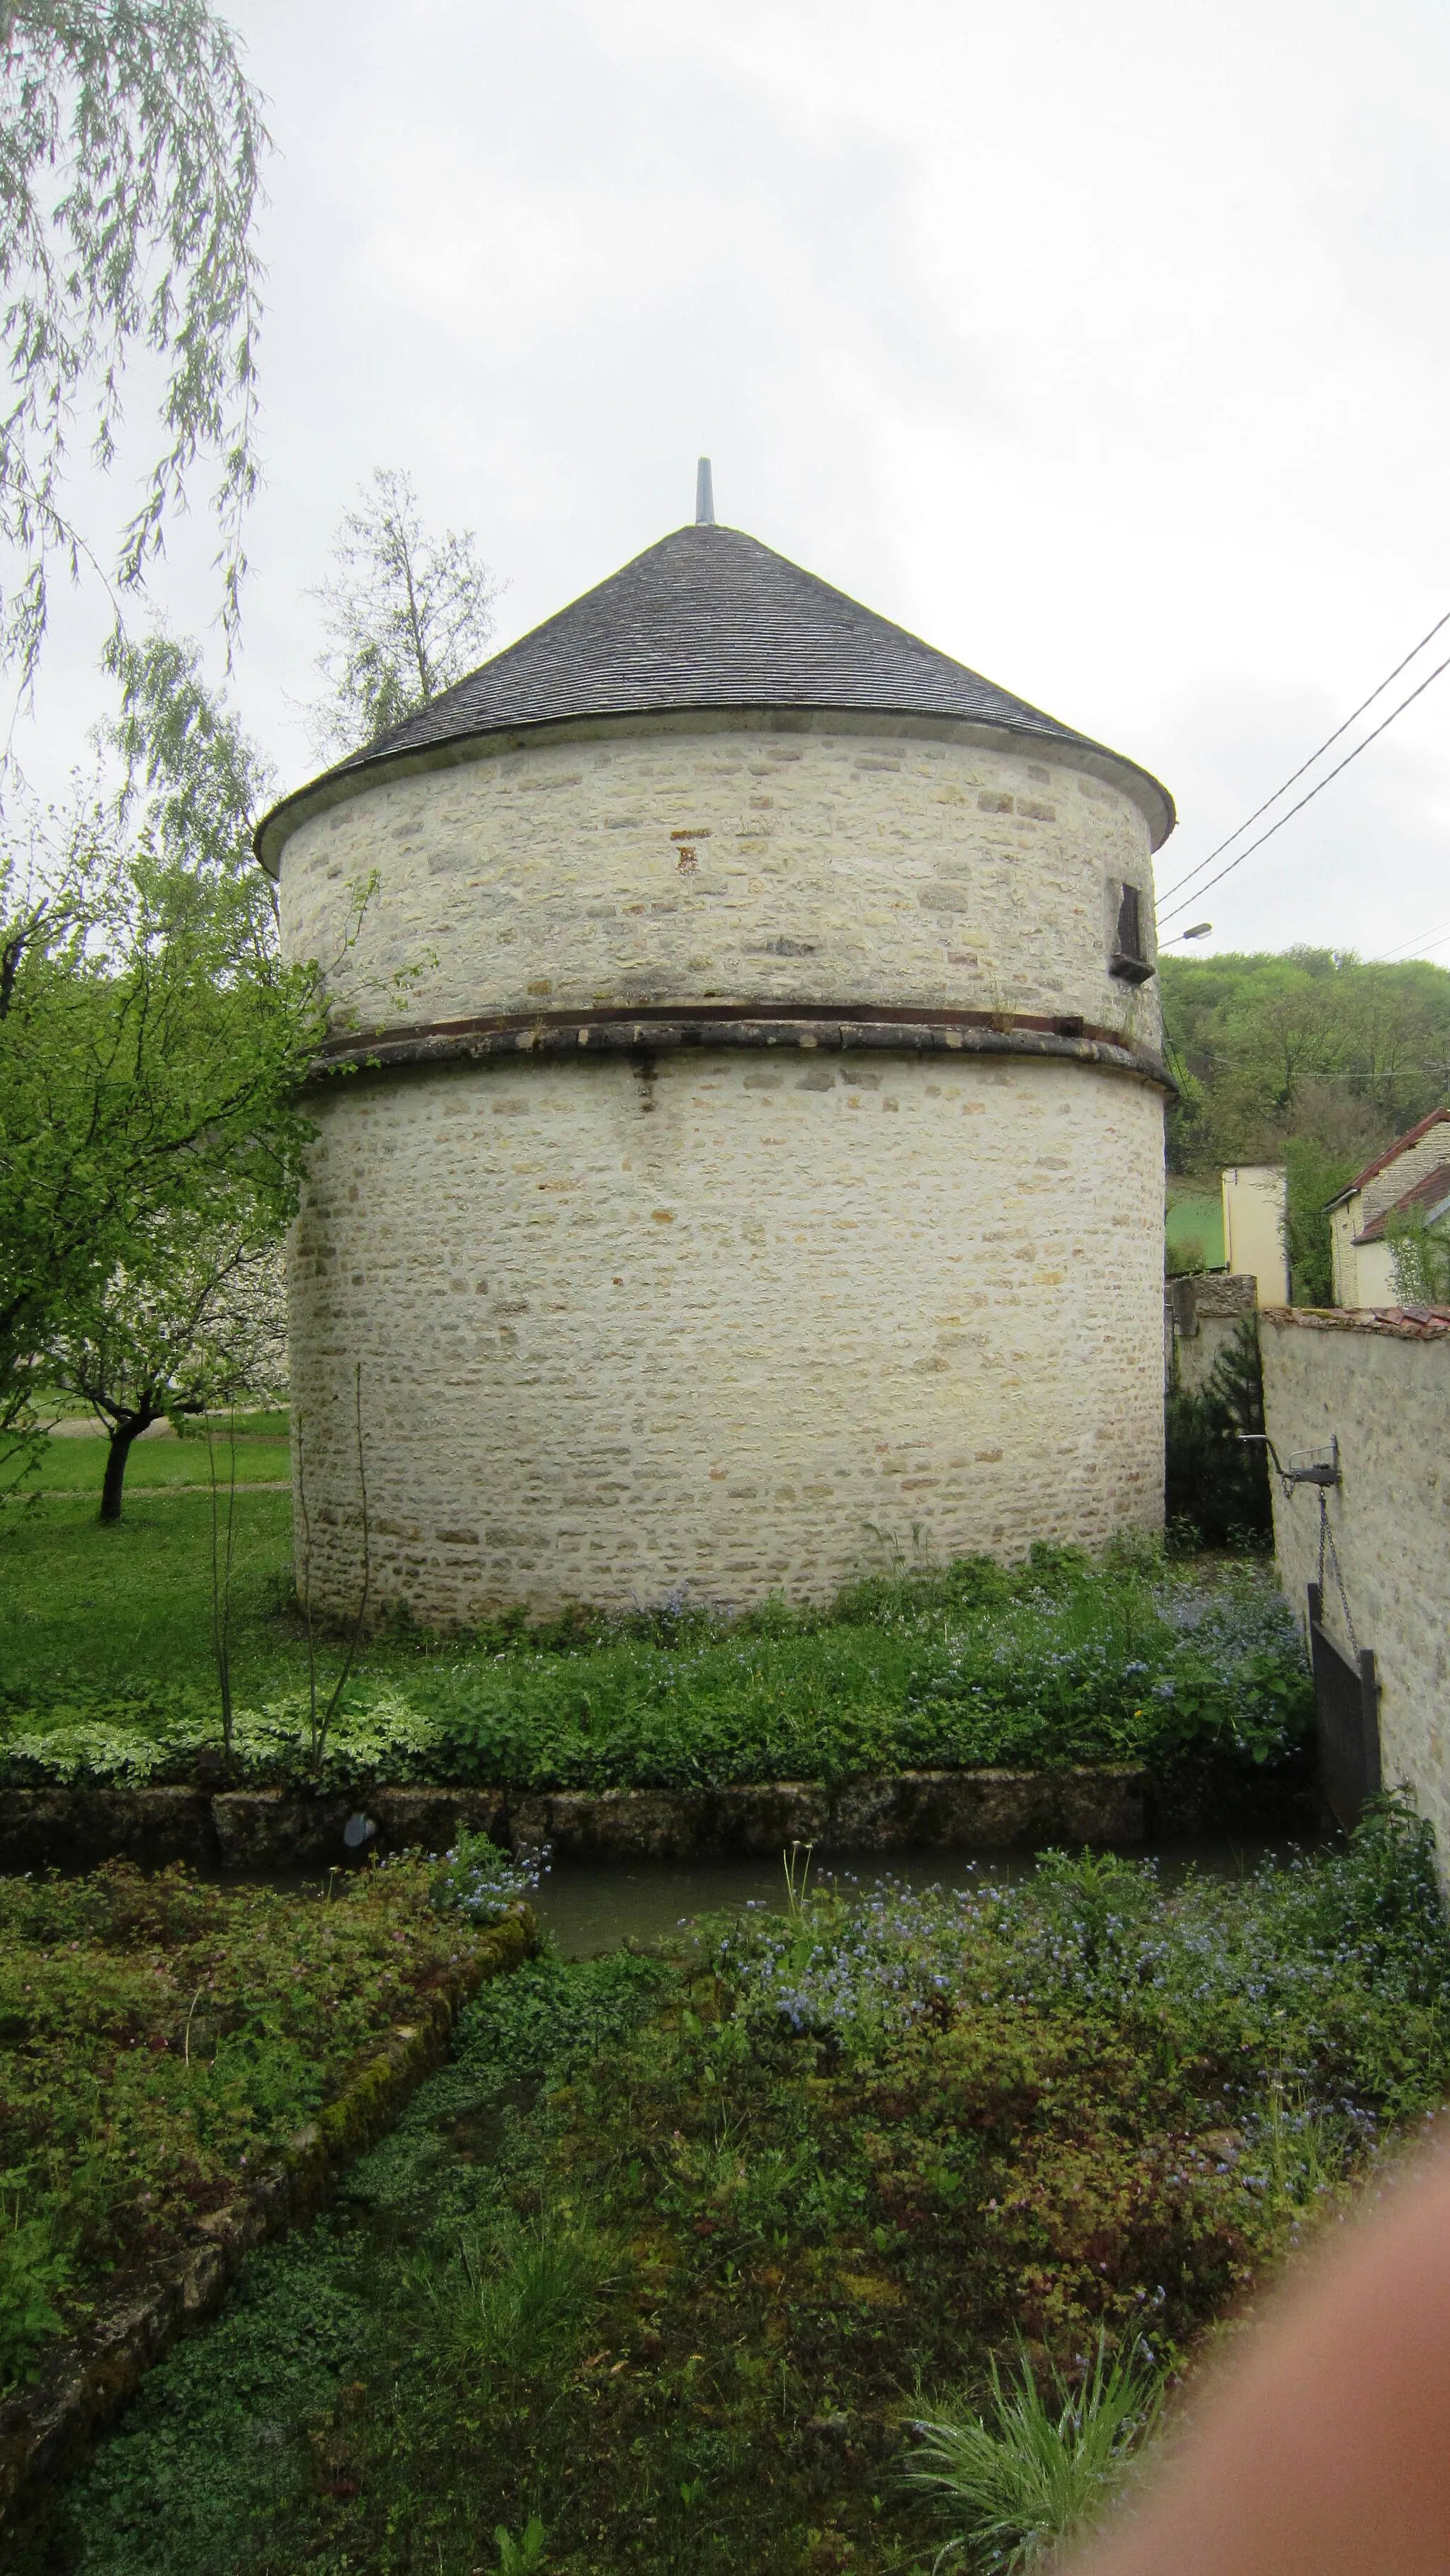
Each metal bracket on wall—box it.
[1239,1432,1341,1498]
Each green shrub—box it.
[409,2210,609,2383]
[1387,1207,1450,1306]
[0,2194,75,2388]
[1165,1316,1273,1549]
[495,2517,549,2573]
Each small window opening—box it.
[1110,881,1154,984]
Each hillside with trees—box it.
[1160,949,1450,1301]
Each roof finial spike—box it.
[695,456,715,525]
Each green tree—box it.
[307,467,500,758]
[105,625,278,944]
[0,1,269,688]
[47,1221,285,1518]
[1161,948,1450,1301]
[1282,1136,1358,1306]
[1165,1316,1272,1549]
[0,644,324,1482]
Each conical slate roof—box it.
[258,522,1173,867]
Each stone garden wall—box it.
[1165,1271,1257,1396]
[1261,1307,1450,1864]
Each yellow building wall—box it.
[1221,1165,1289,1306]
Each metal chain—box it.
[1318,1489,1359,1660]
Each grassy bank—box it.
[0,1842,535,2402]
[19,1803,1450,2575]
[0,1514,1313,1817]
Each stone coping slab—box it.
[1261,1303,1450,1342]
[0,1768,1146,1874]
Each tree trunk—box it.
[98,1419,146,1523]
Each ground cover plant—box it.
[19,1801,1450,2575]
[0,1523,1314,1819]
[0,1840,535,2402]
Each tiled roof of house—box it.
[255,521,1175,870]
[1326,1107,1450,1209]
[1353,1161,1450,1245]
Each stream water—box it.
[526,1832,1327,1958]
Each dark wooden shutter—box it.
[1110,882,1154,984]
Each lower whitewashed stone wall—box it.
[289,1046,1165,1620]
[1261,1310,1450,1864]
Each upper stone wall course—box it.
[279,717,1159,1052]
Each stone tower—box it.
[257,511,1175,1622]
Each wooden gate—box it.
[1307,1580,1381,1831]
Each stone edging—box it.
[0,1907,536,2546]
[0,1767,1146,1874]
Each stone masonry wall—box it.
[278,713,1160,1051]
[290,1045,1166,1620]
[1360,1120,1450,1228]
[1261,1310,1450,1868]
[1165,1274,1257,1396]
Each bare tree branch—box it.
[306,467,501,759]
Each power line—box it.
[1369,916,1450,964]
[1156,646,1450,926]
[1155,603,1450,909]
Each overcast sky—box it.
[19,0,1450,963]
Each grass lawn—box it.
[18,1804,1450,2576]
[0,1499,1313,1817]
[0,1491,296,1698]
[0,1840,536,2405]
[16,1431,292,1499]
[1165,1179,1226,1271]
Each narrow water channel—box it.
[527,1833,1328,1959]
